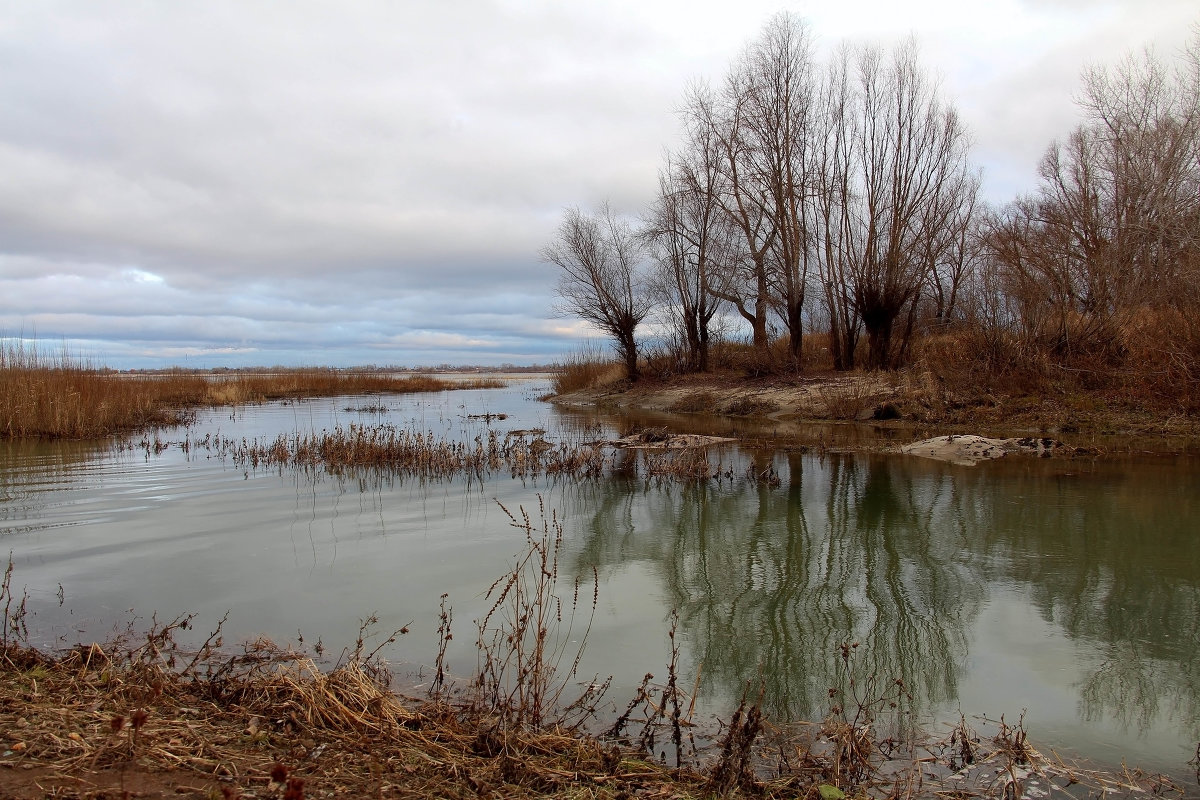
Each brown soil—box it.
[0,641,698,800]
[549,370,1200,456]
[3,641,1187,800]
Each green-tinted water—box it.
[2,379,1197,782]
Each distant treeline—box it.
[544,14,1200,410]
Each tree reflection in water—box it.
[562,450,986,723]
[557,449,1200,743]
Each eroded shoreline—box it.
[548,372,1200,460]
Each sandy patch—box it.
[897,434,1066,466]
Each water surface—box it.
[2,378,1197,782]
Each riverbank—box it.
[3,639,1187,800]
[548,370,1200,456]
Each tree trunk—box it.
[863,314,893,370]
[785,297,804,371]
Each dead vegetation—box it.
[168,424,743,484]
[0,341,504,440]
[0,539,1190,800]
[549,345,626,396]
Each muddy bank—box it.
[2,639,1186,800]
[549,372,1200,458]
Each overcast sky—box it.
[1,1,1196,369]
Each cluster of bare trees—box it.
[986,35,1200,375]
[547,14,1200,398]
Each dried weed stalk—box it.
[473,496,608,733]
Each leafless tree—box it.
[683,14,820,367]
[847,40,974,369]
[739,14,820,368]
[814,44,862,370]
[685,81,776,354]
[644,139,734,372]
[542,204,652,380]
[987,30,1200,361]
[922,171,983,328]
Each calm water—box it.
[2,378,1198,782]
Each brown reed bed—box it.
[0,341,504,440]
[195,424,739,485]
[203,425,610,483]
[550,344,625,396]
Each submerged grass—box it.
[193,424,735,485]
[0,340,504,440]
[206,425,610,483]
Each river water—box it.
[2,377,1197,782]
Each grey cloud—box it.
[2,1,1196,367]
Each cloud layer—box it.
[1,1,1195,367]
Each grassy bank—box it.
[0,343,503,440]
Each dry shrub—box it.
[709,338,795,376]
[643,447,716,479]
[473,498,608,733]
[911,328,1053,399]
[911,308,1200,416]
[668,391,716,414]
[1117,305,1200,411]
[813,379,878,421]
[801,331,835,371]
[722,396,779,417]
[640,344,692,380]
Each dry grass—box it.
[197,425,746,485]
[0,620,689,800]
[0,342,203,440]
[0,341,504,440]
[550,345,626,395]
[204,425,610,483]
[644,447,718,480]
[813,377,884,421]
[0,545,1187,800]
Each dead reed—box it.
[471,498,608,733]
[644,447,717,480]
[205,424,611,484]
[1,554,1187,799]
[0,341,202,439]
[550,344,625,395]
[1,554,28,649]
[813,377,881,421]
[0,340,505,440]
[198,423,748,486]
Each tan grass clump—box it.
[551,345,625,395]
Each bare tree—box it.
[685,81,776,353]
[847,40,974,369]
[922,170,983,328]
[987,31,1200,361]
[741,14,820,368]
[814,44,863,370]
[645,143,733,372]
[693,13,820,368]
[542,204,652,380]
